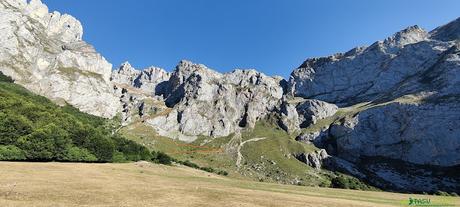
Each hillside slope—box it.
[0,72,151,162]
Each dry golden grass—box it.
[0,162,458,207]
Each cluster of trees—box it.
[0,72,160,163]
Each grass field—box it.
[0,162,458,207]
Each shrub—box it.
[82,131,115,162]
[200,166,215,173]
[330,174,373,190]
[177,160,228,176]
[0,113,33,145]
[64,146,97,162]
[0,72,13,82]
[331,176,350,189]
[112,151,128,163]
[180,160,200,168]
[152,151,172,165]
[112,135,151,161]
[0,145,26,160]
[217,170,229,176]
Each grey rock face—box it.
[430,17,460,42]
[278,100,300,133]
[295,129,329,147]
[296,99,338,126]
[110,62,171,125]
[111,62,170,95]
[110,62,141,86]
[279,98,337,133]
[148,60,283,141]
[288,25,454,105]
[289,18,460,168]
[0,0,119,118]
[331,101,460,167]
[295,149,329,169]
[288,17,460,193]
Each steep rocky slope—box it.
[289,18,460,192]
[0,0,118,118]
[150,60,283,141]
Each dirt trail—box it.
[236,136,266,168]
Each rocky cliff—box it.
[148,60,284,141]
[289,18,460,192]
[289,20,460,166]
[0,0,118,118]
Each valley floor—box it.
[0,162,458,207]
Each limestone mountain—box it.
[1,0,459,194]
[0,0,118,118]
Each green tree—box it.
[0,145,26,160]
[63,146,97,162]
[152,151,172,165]
[0,113,33,145]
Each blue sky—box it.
[43,0,460,78]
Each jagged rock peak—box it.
[111,62,170,95]
[119,61,136,71]
[2,0,83,43]
[173,60,223,81]
[430,17,460,42]
[382,25,428,47]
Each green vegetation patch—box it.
[0,71,152,163]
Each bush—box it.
[82,131,115,162]
[177,160,228,176]
[217,170,229,176]
[64,146,97,162]
[0,145,26,160]
[152,151,172,165]
[0,72,13,82]
[331,176,350,189]
[200,166,215,173]
[112,135,151,161]
[180,160,200,168]
[330,175,373,190]
[0,113,33,145]
[112,151,128,163]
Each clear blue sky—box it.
[43,0,460,78]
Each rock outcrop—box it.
[330,100,460,167]
[111,62,170,95]
[295,149,329,169]
[278,98,338,133]
[147,60,284,141]
[0,0,119,118]
[110,62,170,124]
